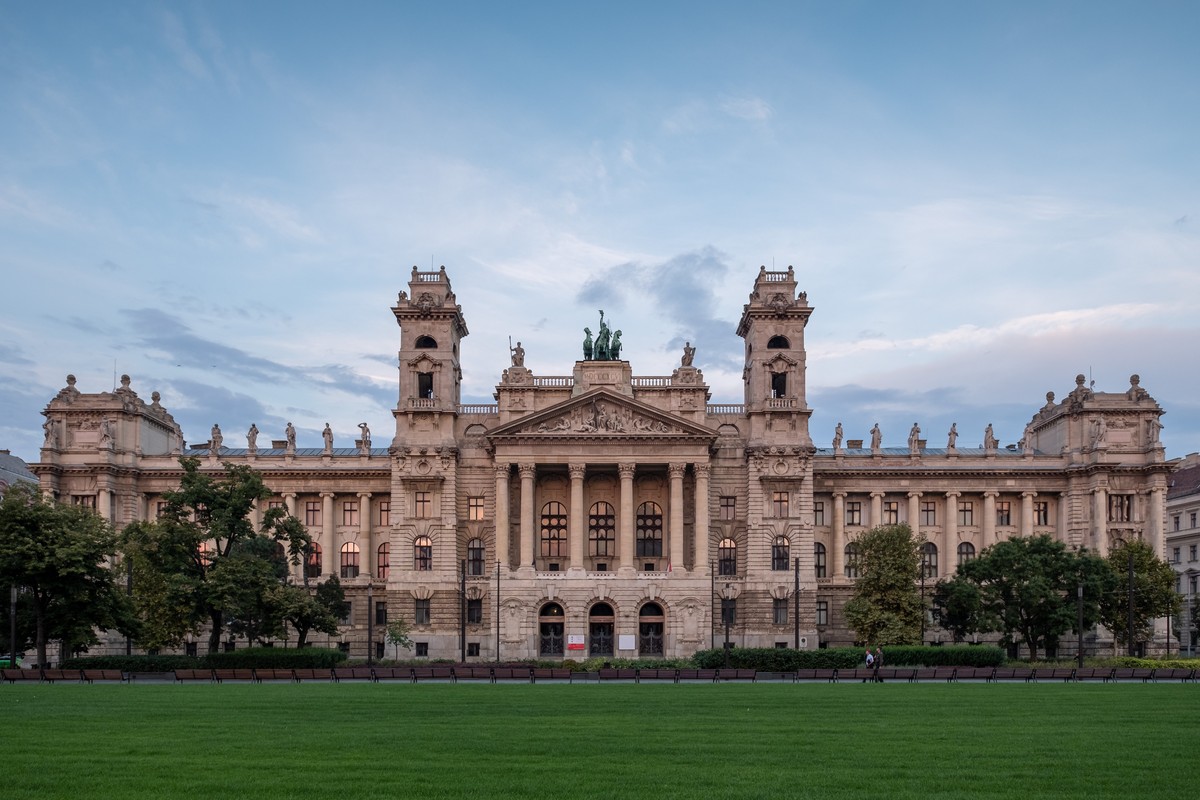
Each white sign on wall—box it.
[618,634,636,651]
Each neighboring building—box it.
[1166,453,1200,656]
[0,449,36,496]
[30,267,1173,660]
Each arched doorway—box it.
[638,602,664,656]
[539,602,565,657]
[589,602,615,657]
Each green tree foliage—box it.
[386,618,413,659]
[281,576,348,647]
[931,534,1115,659]
[0,483,132,666]
[121,458,311,653]
[842,524,925,646]
[1099,539,1180,653]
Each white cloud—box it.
[720,95,772,121]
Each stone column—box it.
[97,486,112,523]
[1021,491,1036,538]
[494,464,510,571]
[832,492,846,578]
[982,491,998,549]
[944,491,960,575]
[1147,487,1165,557]
[1092,488,1107,556]
[907,492,922,541]
[668,463,686,572]
[870,491,884,528]
[322,492,336,577]
[693,463,710,573]
[618,463,636,573]
[359,492,373,578]
[568,463,586,572]
[519,463,536,570]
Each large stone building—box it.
[31,267,1173,660]
[1166,453,1200,655]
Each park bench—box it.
[528,667,571,683]
[872,667,904,682]
[254,668,295,682]
[956,667,995,682]
[1074,668,1114,682]
[494,666,533,682]
[718,669,757,682]
[794,668,838,683]
[81,669,127,683]
[41,668,83,683]
[637,668,677,682]
[2,668,43,683]
[844,668,875,682]
[174,668,214,683]
[990,667,1035,682]
[753,671,794,683]
[597,668,637,681]
[1032,668,1076,683]
[291,668,333,683]
[370,666,406,681]
[676,668,719,683]
[212,668,258,684]
[409,665,455,683]
[1155,668,1195,683]
[332,666,376,682]
[455,665,494,682]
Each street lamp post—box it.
[366,580,374,666]
[723,583,732,669]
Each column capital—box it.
[357,491,372,500]
[282,491,297,499]
[494,463,511,479]
[568,463,587,480]
[518,463,537,480]
[693,463,710,479]
[907,491,923,499]
[668,462,687,479]
[832,491,847,500]
[321,491,335,500]
[870,490,886,499]
[618,463,637,479]
[945,490,961,499]
[982,490,1000,499]
[1022,490,1039,499]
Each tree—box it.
[121,458,310,653]
[1099,539,1180,654]
[932,535,1114,659]
[842,524,925,646]
[281,576,348,647]
[386,618,414,659]
[0,483,132,666]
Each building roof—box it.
[0,450,36,492]
[1168,462,1200,501]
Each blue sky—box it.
[2,1,1197,463]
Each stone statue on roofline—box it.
[582,328,593,360]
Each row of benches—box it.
[6,665,1197,685]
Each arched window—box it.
[376,542,390,580]
[467,538,485,576]
[305,543,322,580]
[540,501,567,559]
[589,602,615,657]
[772,536,790,571]
[588,502,615,558]
[844,542,861,578]
[415,335,438,348]
[718,538,737,576]
[413,536,432,571]
[957,541,975,567]
[814,542,827,578]
[638,602,664,656]
[767,335,790,349]
[539,602,565,656]
[636,502,663,559]
[921,542,938,579]
[340,542,360,579]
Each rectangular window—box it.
[719,496,736,521]
[845,501,862,526]
[375,601,387,625]
[156,501,170,518]
[342,501,359,527]
[305,501,321,526]
[1034,501,1049,526]
[417,372,434,399]
[414,599,431,625]
[467,642,480,657]
[468,496,485,521]
[467,598,483,624]
[883,501,899,525]
[813,501,825,527]
[1171,546,1180,564]
[267,500,285,510]
[1191,512,1197,529]
[772,491,789,518]
[340,601,352,625]
[1174,516,1181,531]
[415,642,428,657]
[816,600,829,627]
[73,495,97,509]
[920,501,936,527]
[958,501,974,527]
[379,501,390,527]
[773,598,788,626]
[414,492,431,519]
[996,501,1012,527]
[721,598,736,626]
[1190,545,1198,563]
[814,544,826,578]
[1108,495,1132,523]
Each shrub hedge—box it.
[60,654,201,672]
[61,648,348,672]
[691,645,1005,671]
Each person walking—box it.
[863,648,874,682]
[874,647,884,683]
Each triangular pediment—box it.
[487,389,717,440]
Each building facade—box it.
[1166,453,1200,655]
[31,267,1173,660]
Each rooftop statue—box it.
[582,328,593,360]
[681,342,695,367]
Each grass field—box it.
[2,682,1196,799]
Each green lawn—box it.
[2,682,1195,799]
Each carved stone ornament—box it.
[768,293,791,314]
[528,401,681,435]
[416,292,440,315]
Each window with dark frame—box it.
[342,500,359,527]
[379,501,390,527]
[814,542,827,578]
[719,496,736,520]
[414,536,432,571]
[305,501,321,526]
[883,500,899,525]
[540,501,568,559]
[636,502,663,558]
[468,496,485,521]
[816,600,829,627]
[920,501,936,526]
[340,542,360,579]
[718,538,737,576]
[1034,501,1049,526]
[957,541,976,566]
[814,501,825,527]
[415,642,428,657]
[467,538,485,575]
[921,542,938,579]
[414,492,431,518]
[414,598,430,625]
[467,598,483,624]
[996,501,1012,526]
[721,598,736,626]
[772,536,790,571]
[376,542,390,580]
[846,501,862,526]
[375,601,387,625]
[305,544,321,579]
[773,598,787,625]
[467,642,480,657]
[772,491,789,518]
[957,501,974,527]
[844,543,861,578]
[588,502,616,557]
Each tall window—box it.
[342,501,359,527]
[467,538,485,576]
[540,501,567,559]
[814,501,825,527]
[305,501,321,526]
[379,501,391,527]
[883,500,899,525]
[844,543,861,578]
[417,372,434,399]
[467,598,483,624]
[846,501,862,526]
[468,496,485,521]
[414,492,431,518]
[414,598,430,625]
[816,600,829,627]
[773,598,788,625]
[340,542,360,579]
[921,542,938,579]
[305,544,322,579]
[636,502,663,558]
[721,598,737,626]
[957,501,974,527]
[814,542,827,578]
[718,538,737,576]
[1034,501,1049,526]
[996,501,1012,526]
[588,502,615,557]
[589,603,615,657]
[719,496,736,520]
[920,501,936,526]
[413,536,432,571]
[772,536,790,571]
[375,601,387,625]
[1107,495,1131,523]
[957,542,976,566]
[772,491,790,518]
[639,603,664,656]
[539,603,564,656]
[376,542,390,580]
